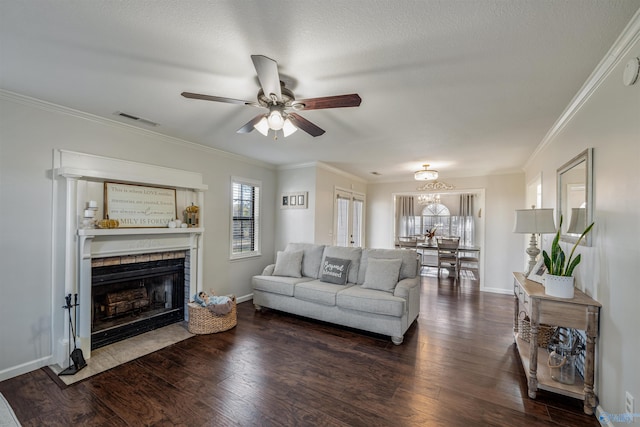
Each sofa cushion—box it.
[320,256,352,285]
[252,275,312,297]
[285,243,326,279]
[358,248,418,285]
[361,258,402,293]
[295,280,348,306]
[336,285,406,317]
[273,250,303,278]
[322,246,362,284]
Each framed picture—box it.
[281,191,308,209]
[105,182,176,228]
[527,258,547,284]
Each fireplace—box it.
[55,150,206,367]
[90,252,186,350]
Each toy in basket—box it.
[188,291,237,334]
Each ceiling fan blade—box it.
[288,113,325,137]
[236,114,266,134]
[294,94,361,110]
[181,92,259,107]
[251,55,282,102]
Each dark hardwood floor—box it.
[0,272,599,426]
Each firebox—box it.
[91,254,185,350]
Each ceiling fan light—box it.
[254,116,269,136]
[414,164,438,181]
[282,118,297,137]
[267,110,284,130]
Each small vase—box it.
[544,274,575,298]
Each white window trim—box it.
[230,176,262,260]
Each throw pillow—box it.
[320,257,352,285]
[362,258,403,293]
[273,250,303,278]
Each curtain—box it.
[395,196,415,239]
[456,194,475,246]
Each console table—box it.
[512,272,601,415]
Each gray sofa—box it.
[251,243,421,344]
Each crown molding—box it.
[524,9,640,170]
[0,89,276,170]
[278,161,367,183]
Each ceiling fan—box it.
[181,55,362,138]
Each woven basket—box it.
[187,296,237,334]
[518,311,556,348]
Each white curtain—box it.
[456,194,475,246]
[395,196,415,239]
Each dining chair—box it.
[436,237,460,280]
[397,236,418,249]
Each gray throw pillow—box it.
[273,250,303,278]
[320,256,352,285]
[362,258,403,293]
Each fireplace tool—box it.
[59,293,87,376]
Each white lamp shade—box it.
[267,110,285,130]
[566,207,587,234]
[282,118,298,137]
[513,208,556,234]
[253,116,269,136]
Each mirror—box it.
[557,148,593,246]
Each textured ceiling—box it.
[1,1,639,181]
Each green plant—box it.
[543,215,594,277]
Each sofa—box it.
[251,243,421,344]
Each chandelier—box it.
[417,193,441,205]
[414,164,438,181]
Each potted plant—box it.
[542,215,594,298]
[424,224,439,245]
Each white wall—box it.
[275,162,367,249]
[0,92,277,380]
[275,165,317,251]
[366,173,525,293]
[523,22,640,417]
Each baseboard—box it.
[0,355,53,382]
[236,293,253,304]
[481,285,514,295]
[597,405,614,427]
[596,404,640,426]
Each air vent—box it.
[114,111,159,127]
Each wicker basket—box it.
[518,311,556,348]
[187,296,237,334]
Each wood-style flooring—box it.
[0,272,599,426]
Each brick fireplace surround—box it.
[53,150,207,369]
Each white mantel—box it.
[53,150,208,367]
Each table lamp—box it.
[513,207,557,276]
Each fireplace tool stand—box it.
[59,293,87,376]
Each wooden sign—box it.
[104,182,177,228]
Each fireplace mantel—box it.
[53,150,207,368]
[78,227,204,237]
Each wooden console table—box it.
[512,272,601,415]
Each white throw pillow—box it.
[273,250,303,278]
[361,258,403,293]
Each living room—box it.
[1,2,639,425]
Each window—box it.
[418,203,451,236]
[334,189,366,247]
[230,178,261,259]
